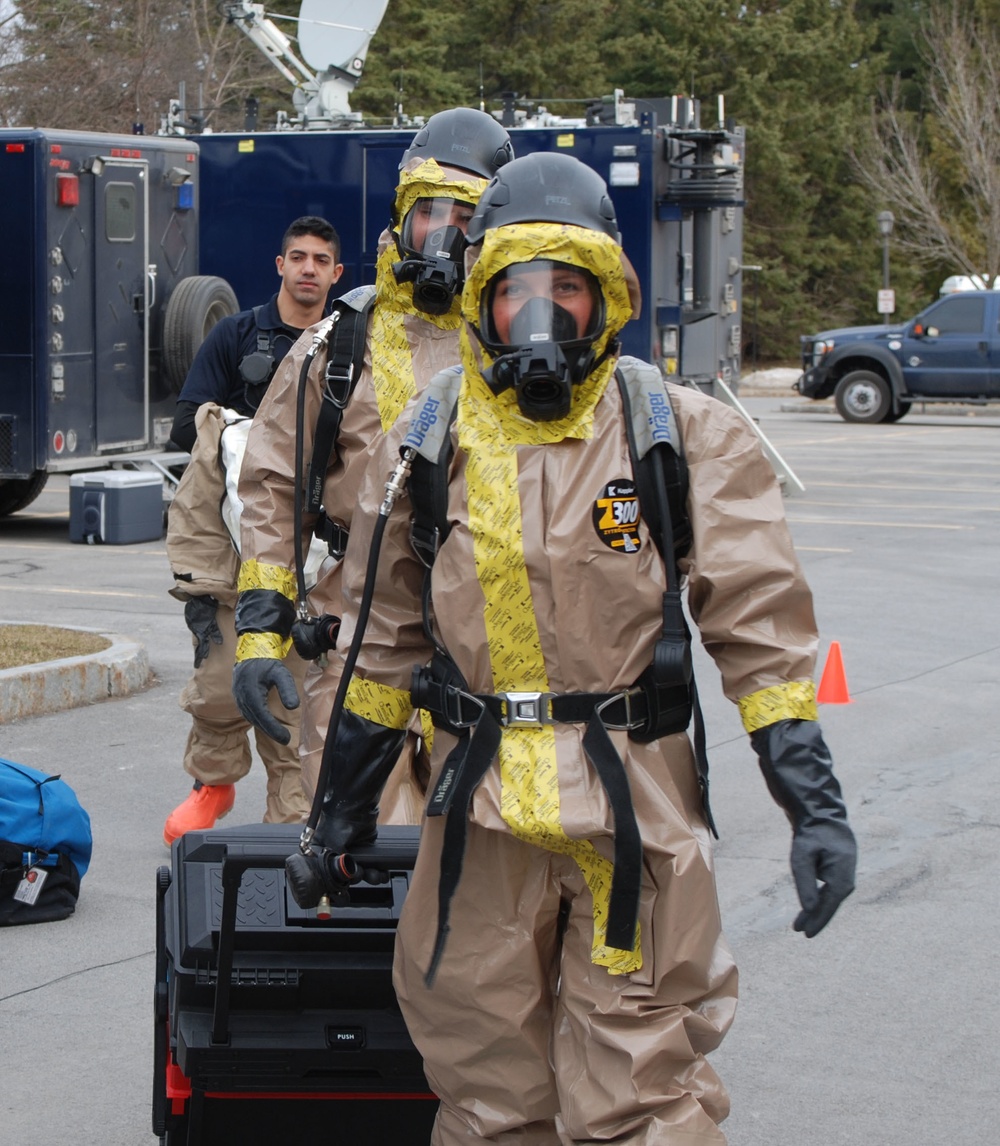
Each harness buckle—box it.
[442,688,485,730]
[595,686,646,732]
[499,691,555,727]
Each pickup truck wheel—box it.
[162,276,239,393]
[834,370,892,423]
[0,471,49,518]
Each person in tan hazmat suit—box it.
[231,109,515,823]
[284,152,858,1145]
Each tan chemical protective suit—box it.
[328,224,822,1144]
[167,403,310,822]
[237,159,491,813]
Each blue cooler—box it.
[69,470,164,544]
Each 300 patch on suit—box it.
[593,479,642,553]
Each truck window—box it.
[105,182,136,242]
[925,295,985,335]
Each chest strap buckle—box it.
[498,691,556,727]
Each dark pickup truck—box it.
[797,290,1000,422]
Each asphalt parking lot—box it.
[1,394,998,1145]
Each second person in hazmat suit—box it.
[163,216,343,844]
[232,109,514,825]
[287,152,857,1144]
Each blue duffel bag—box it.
[0,758,93,925]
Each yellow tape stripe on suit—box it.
[372,250,424,432]
[370,159,484,433]
[458,394,641,975]
[738,680,818,733]
[345,675,414,730]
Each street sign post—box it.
[878,288,896,315]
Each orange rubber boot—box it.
[163,783,236,846]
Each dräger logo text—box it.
[404,396,442,448]
[648,391,674,442]
[430,766,455,805]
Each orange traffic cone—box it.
[817,641,852,704]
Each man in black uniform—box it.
[169,216,343,450]
[163,216,343,845]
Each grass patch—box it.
[0,624,111,670]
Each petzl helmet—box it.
[390,109,515,316]
[464,152,630,421]
[465,150,619,246]
[400,107,515,180]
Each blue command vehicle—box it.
[195,93,745,387]
[0,128,238,516]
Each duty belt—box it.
[417,678,644,985]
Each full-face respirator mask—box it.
[392,197,475,316]
[462,152,632,423]
[478,261,604,421]
[388,109,515,317]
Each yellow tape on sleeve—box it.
[738,680,818,733]
[235,631,292,662]
[236,559,297,600]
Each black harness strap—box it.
[414,678,652,974]
[305,296,375,520]
[423,708,503,986]
[582,713,643,952]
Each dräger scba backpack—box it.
[1,758,93,925]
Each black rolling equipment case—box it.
[152,823,437,1145]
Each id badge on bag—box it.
[13,867,48,906]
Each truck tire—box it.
[162,276,239,393]
[0,471,49,518]
[834,370,892,423]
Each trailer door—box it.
[94,160,149,448]
[363,144,407,282]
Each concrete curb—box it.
[0,623,151,723]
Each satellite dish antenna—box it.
[294,0,390,123]
[297,0,389,77]
[222,1,389,127]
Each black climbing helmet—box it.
[399,107,514,180]
[465,151,620,247]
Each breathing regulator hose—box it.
[298,445,417,856]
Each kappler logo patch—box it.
[593,479,642,553]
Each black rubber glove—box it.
[232,658,300,744]
[313,708,407,853]
[184,596,223,668]
[751,719,857,937]
[291,614,340,661]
